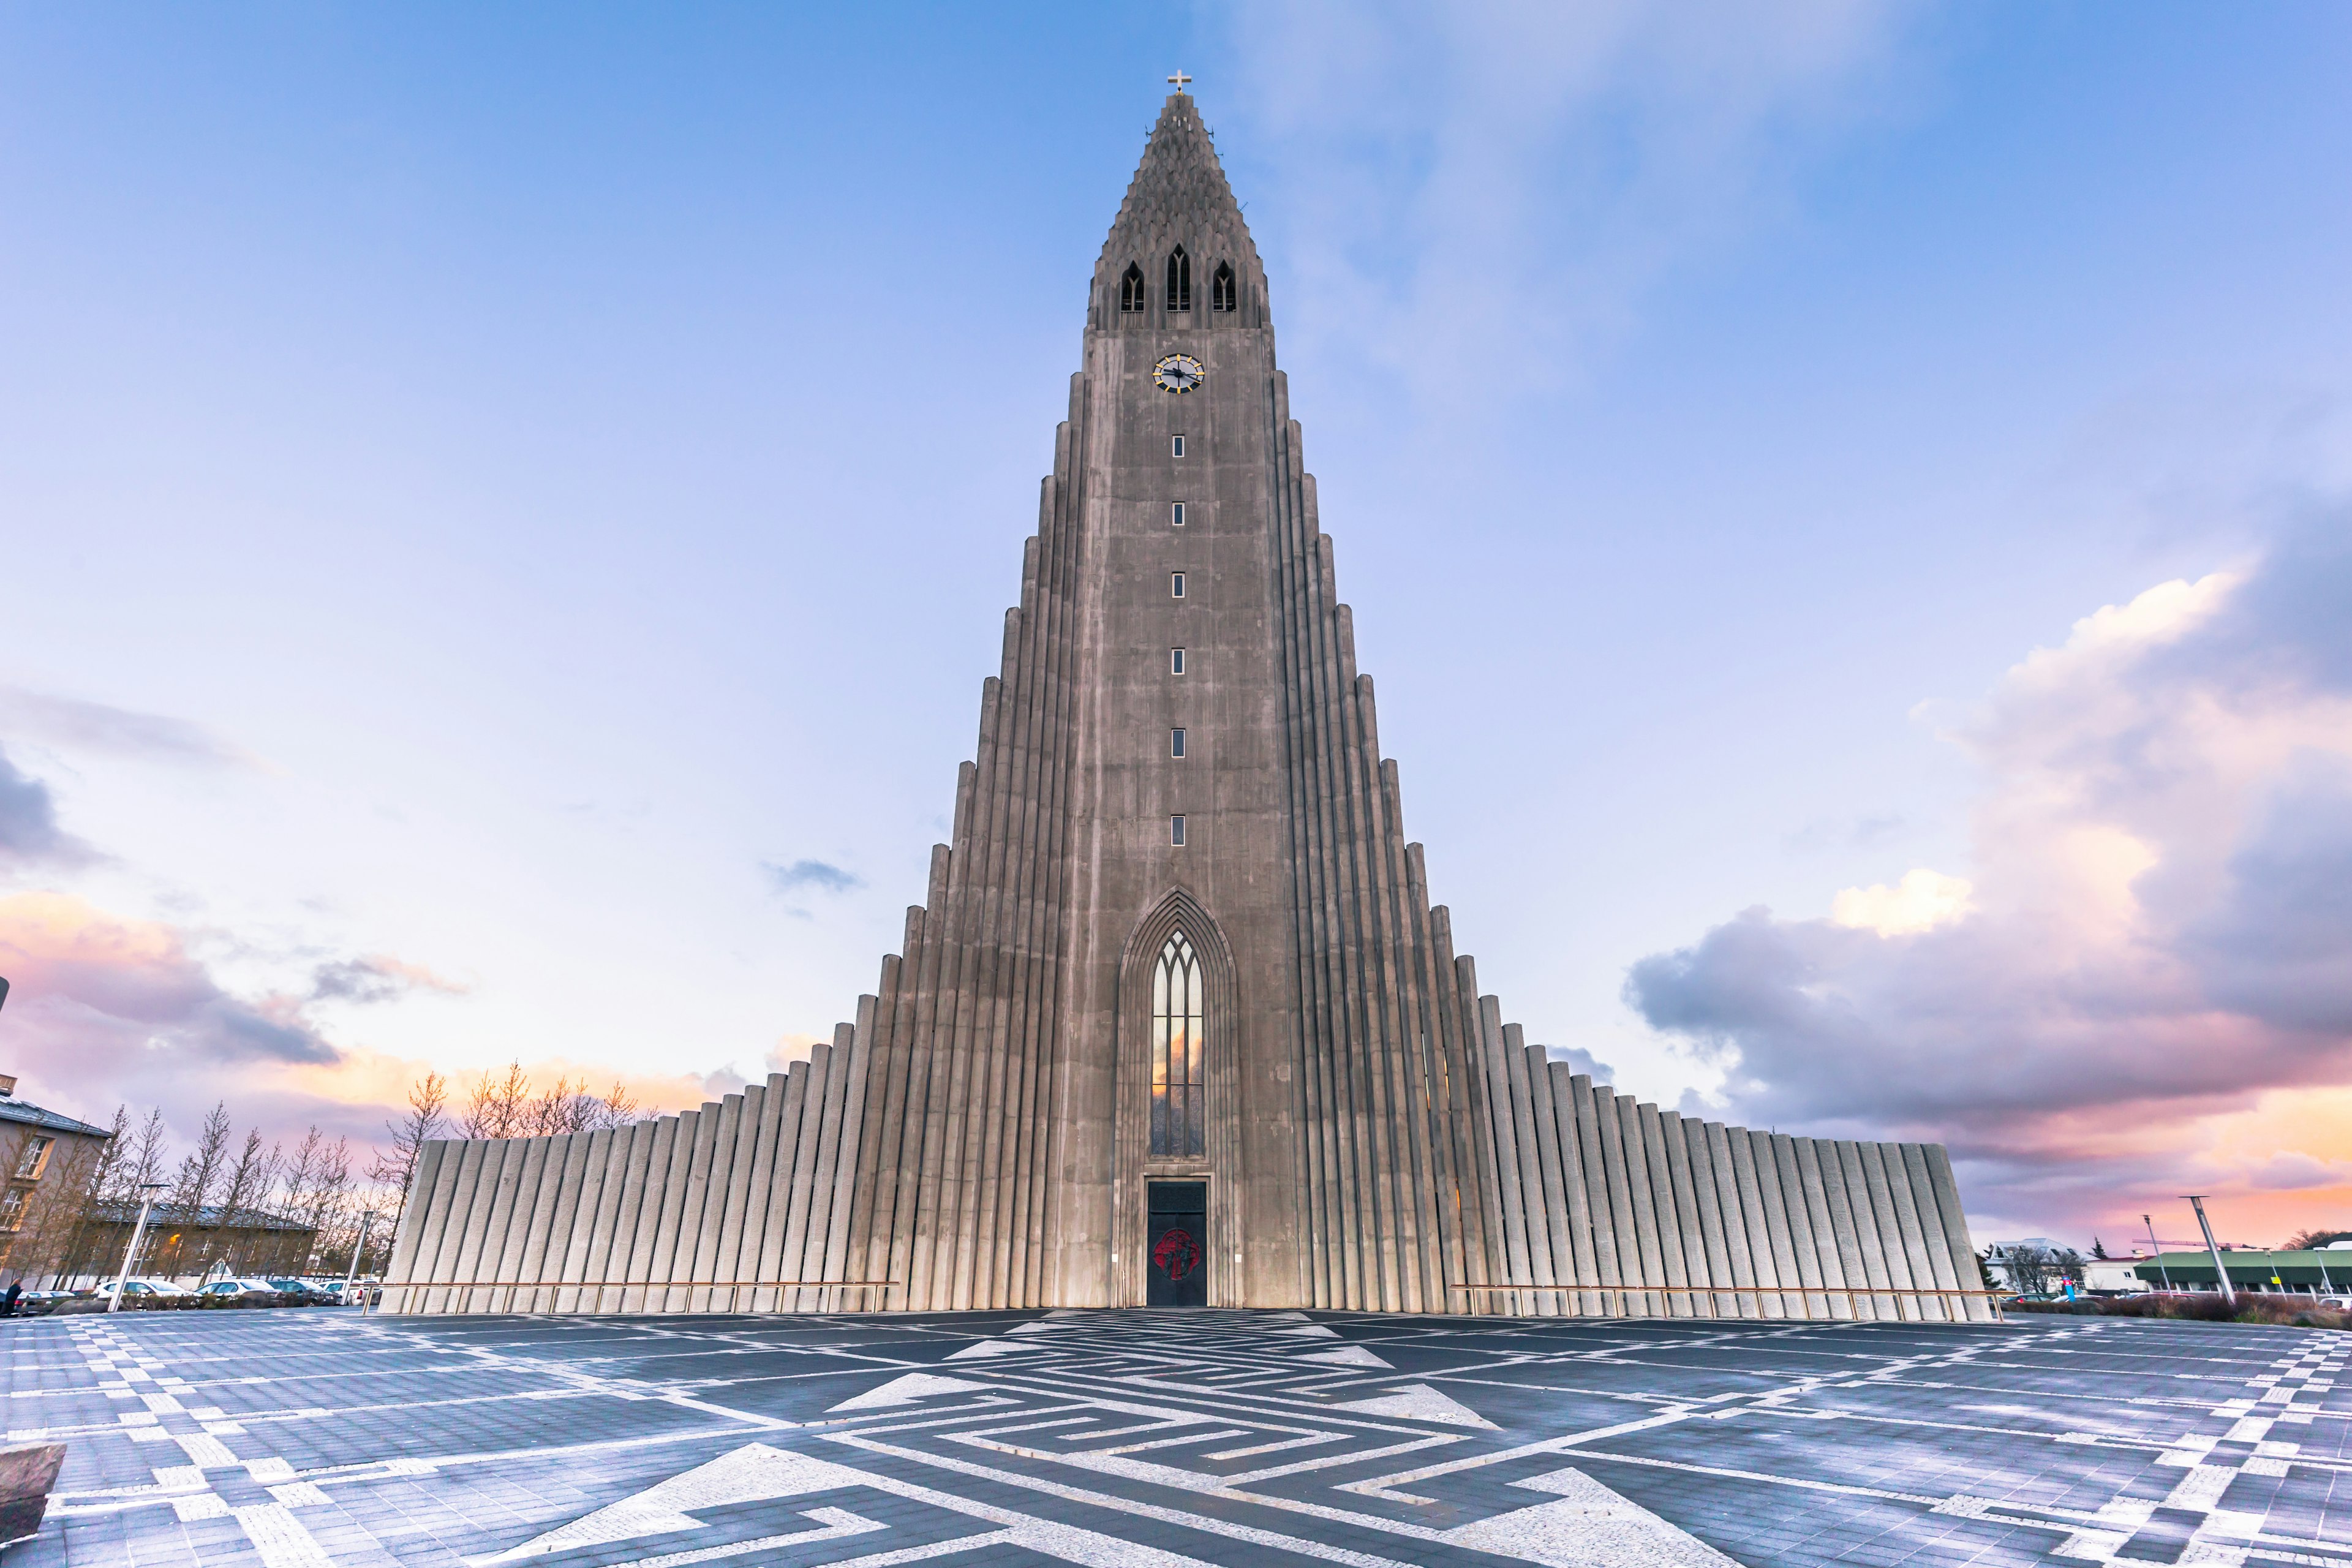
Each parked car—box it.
[196,1279,287,1308]
[2316,1295,2351,1310]
[95,1279,197,1308]
[265,1278,336,1306]
[10,1290,79,1317]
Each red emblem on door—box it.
[1151,1225,1202,1281]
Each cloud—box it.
[762,859,862,895]
[0,747,93,868]
[0,687,249,767]
[0,892,338,1069]
[309,954,470,1006]
[1829,867,1973,936]
[1545,1044,1615,1081]
[1624,511,2352,1235]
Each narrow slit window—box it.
[1119,263,1145,313]
[1170,647,1186,675]
[1170,571,1186,598]
[1170,502,1186,527]
[1171,728,1186,758]
[1171,434,1186,458]
[1166,247,1191,312]
[1170,813,1186,847]
[1211,261,1236,312]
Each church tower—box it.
[384,91,1989,1321]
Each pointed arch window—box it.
[1150,930,1205,1155]
[1211,262,1236,313]
[1166,247,1191,312]
[1120,263,1146,313]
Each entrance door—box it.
[1145,1181,1208,1306]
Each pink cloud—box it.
[1628,513,2352,1239]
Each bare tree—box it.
[369,1071,448,1231]
[161,1103,233,1278]
[2288,1228,2352,1251]
[461,1062,530,1141]
[113,1107,170,1204]
[214,1129,282,1275]
[1997,1244,2057,1296]
[520,1075,645,1137]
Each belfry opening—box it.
[383,85,1986,1321]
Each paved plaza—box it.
[3,1307,2346,1568]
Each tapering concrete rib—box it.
[1518,1039,1570,1316]
[821,995,876,1311]
[1902,1142,1966,1316]
[1678,1117,1735,1316]
[618,1116,677,1314]
[1657,1112,1714,1313]
[1567,1076,1622,1312]
[509,1137,560,1305]
[1809,1138,1870,1320]
[1742,1129,1798,1317]
[778,1044,831,1311]
[458,1139,517,1313]
[681,1096,737,1312]
[1631,1106,1686,1316]
[710,1086,764,1311]
[1785,1137,1845,1318]
[1924,1145,1989,1320]
[383,1140,446,1306]
[554,1128,612,1314]
[1875,1140,1941,1318]
[1700,1123,1757,1317]
[766,1067,823,1316]
[797,1023,854,1310]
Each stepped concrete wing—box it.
[382,92,1987,1321]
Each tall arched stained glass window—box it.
[1150,930,1204,1155]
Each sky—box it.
[2,2,2347,1253]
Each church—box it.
[383,88,1988,1321]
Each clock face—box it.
[1153,354,1205,394]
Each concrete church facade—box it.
[385,91,1989,1322]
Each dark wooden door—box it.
[1146,1182,1208,1306]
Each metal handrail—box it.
[1446,1282,2007,1321]
[381,1277,897,1314]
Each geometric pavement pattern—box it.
[4,1306,2348,1568]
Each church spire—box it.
[1092,90,1265,330]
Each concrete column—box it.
[1699,1123,1757,1318]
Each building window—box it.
[1170,647,1186,674]
[1212,262,1236,312]
[1171,434,1186,458]
[1170,813,1186,846]
[1166,247,1191,312]
[13,1137,51,1181]
[1150,930,1205,1156]
[1171,727,1186,757]
[1120,263,1146,313]
[1170,502,1186,527]
[1170,571,1186,598]
[0,1189,23,1231]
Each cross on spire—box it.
[1167,69,1191,90]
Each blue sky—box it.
[3,4,2347,1243]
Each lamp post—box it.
[107,1183,168,1313]
[2185,1195,2236,1306]
[343,1211,377,1313]
[2143,1214,2172,1291]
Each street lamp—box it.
[343,1210,379,1313]
[107,1183,168,1313]
[2143,1213,2172,1291]
[2184,1195,2236,1306]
